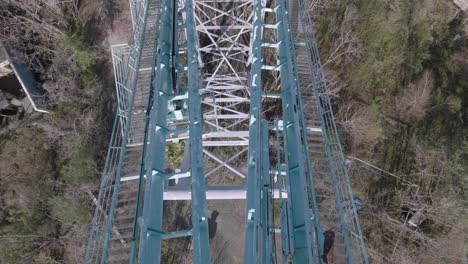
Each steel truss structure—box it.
[84,0,369,263]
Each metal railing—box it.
[294,0,369,263]
[84,0,152,262]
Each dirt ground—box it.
[208,200,246,264]
[419,227,466,264]
[102,0,133,47]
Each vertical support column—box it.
[276,0,316,262]
[244,0,264,261]
[186,0,211,262]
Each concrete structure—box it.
[0,45,48,113]
[0,45,48,127]
[0,45,48,117]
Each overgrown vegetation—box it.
[314,0,467,262]
[0,0,119,263]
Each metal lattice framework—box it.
[84,0,369,263]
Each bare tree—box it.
[325,71,348,98]
[305,0,335,12]
[413,142,446,179]
[323,9,362,67]
[0,0,78,70]
[336,101,384,147]
[396,70,433,122]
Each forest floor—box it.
[103,0,133,47]
[208,201,246,264]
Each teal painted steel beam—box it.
[87,0,368,262]
[128,23,161,264]
[244,0,264,261]
[274,120,292,262]
[138,0,175,261]
[129,2,164,262]
[148,227,192,239]
[185,0,211,261]
[128,89,153,264]
[260,120,274,263]
[276,0,316,262]
[282,0,323,258]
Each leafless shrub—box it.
[336,101,384,148]
[396,71,433,122]
[0,0,80,69]
[305,0,335,12]
[410,138,447,191]
[323,27,361,67]
[446,95,463,113]
[325,72,347,98]
[322,7,362,67]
